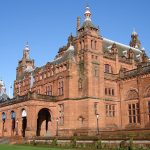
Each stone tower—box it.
[74,6,103,98]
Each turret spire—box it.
[84,5,91,22]
[129,30,141,49]
[23,42,30,60]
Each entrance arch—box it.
[36,108,51,136]
[21,109,27,137]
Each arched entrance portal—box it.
[22,109,27,137]
[36,108,51,136]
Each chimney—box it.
[77,16,80,31]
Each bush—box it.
[95,140,102,149]
[70,136,77,148]
[128,138,134,150]
[51,138,58,147]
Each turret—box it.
[77,6,99,37]
[16,42,35,80]
[129,30,141,49]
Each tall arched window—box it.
[22,109,27,118]
[2,112,6,121]
[58,80,64,96]
[11,111,16,132]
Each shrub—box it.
[51,138,58,147]
[95,140,102,149]
[128,138,134,150]
[70,136,77,148]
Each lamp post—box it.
[96,114,99,135]
[16,119,18,136]
[56,118,59,136]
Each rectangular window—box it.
[128,103,140,124]
[104,64,109,73]
[95,41,97,50]
[106,104,115,117]
[105,88,107,95]
[105,88,115,96]
[112,89,114,96]
[46,85,53,96]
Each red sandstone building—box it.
[0,6,150,137]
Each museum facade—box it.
[0,6,150,137]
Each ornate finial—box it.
[24,42,29,51]
[84,5,91,21]
[23,41,30,59]
[132,28,137,36]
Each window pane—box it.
[129,116,132,123]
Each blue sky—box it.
[0,0,150,97]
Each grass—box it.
[0,144,76,150]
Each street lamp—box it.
[56,118,59,136]
[16,119,19,136]
[96,114,99,135]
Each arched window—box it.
[127,90,138,100]
[58,80,64,96]
[104,64,112,73]
[2,112,6,121]
[22,109,27,118]
[11,111,15,120]
[11,111,16,132]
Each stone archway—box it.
[36,108,51,136]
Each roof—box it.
[80,20,98,30]
[0,93,10,103]
[52,45,75,65]
[103,38,142,61]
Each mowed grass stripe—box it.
[0,144,75,150]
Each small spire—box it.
[23,42,30,59]
[132,28,137,36]
[84,5,91,21]
[24,42,29,51]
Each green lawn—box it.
[0,144,76,150]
